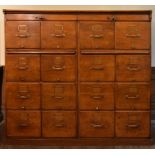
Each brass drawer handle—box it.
[51,34,66,37]
[91,123,104,128]
[91,95,104,100]
[52,66,65,71]
[55,123,65,128]
[18,95,30,99]
[127,66,140,71]
[90,66,104,70]
[54,96,64,99]
[16,34,30,38]
[125,95,139,99]
[126,34,141,38]
[16,66,28,70]
[18,123,29,128]
[90,34,103,38]
[127,124,140,128]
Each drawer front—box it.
[80,111,114,137]
[116,55,150,81]
[42,111,77,137]
[115,22,150,49]
[116,83,150,110]
[6,21,40,49]
[80,83,114,110]
[6,83,40,110]
[79,22,114,49]
[80,55,115,81]
[116,111,150,137]
[41,21,76,49]
[7,111,41,137]
[42,83,76,110]
[6,54,40,82]
[41,55,76,82]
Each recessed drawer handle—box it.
[52,66,65,71]
[127,124,140,128]
[16,34,30,38]
[127,66,140,71]
[126,34,141,38]
[125,95,139,99]
[91,95,104,100]
[17,66,28,70]
[51,34,66,37]
[90,66,104,70]
[90,34,103,38]
[91,123,104,128]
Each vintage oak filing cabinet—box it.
[3,10,152,146]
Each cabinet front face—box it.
[42,111,77,137]
[80,55,115,82]
[7,111,41,137]
[79,22,114,49]
[6,54,40,82]
[80,111,114,137]
[116,55,150,82]
[115,83,150,110]
[41,55,76,82]
[5,21,40,49]
[41,21,76,49]
[115,111,150,138]
[80,83,114,110]
[115,22,151,49]
[42,83,76,110]
[6,83,40,110]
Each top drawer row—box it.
[5,14,151,21]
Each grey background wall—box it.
[0,5,154,66]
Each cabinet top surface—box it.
[3,9,152,14]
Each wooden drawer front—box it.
[80,83,114,110]
[116,83,150,110]
[6,83,40,110]
[41,21,76,49]
[42,83,76,110]
[116,111,150,137]
[80,111,114,137]
[116,55,150,82]
[42,111,77,137]
[41,55,76,82]
[7,111,41,137]
[80,55,115,81]
[6,21,40,49]
[79,22,114,49]
[115,22,150,49]
[6,54,40,82]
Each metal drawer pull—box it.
[90,66,104,70]
[18,95,30,99]
[127,66,140,71]
[52,66,65,71]
[126,34,141,38]
[16,34,30,38]
[91,95,104,100]
[18,123,29,128]
[127,124,140,128]
[54,96,64,99]
[90,34,103,38]
[55,123,65,128]
[51,34,66,37]
[125,95,139,99]
[91,123,104,128]
[17,66,28,70]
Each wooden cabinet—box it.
[4,10,152,146]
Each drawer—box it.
[79,22,114,49]
[42,111,77,137]
[42,83,76,110]
[80,55,115,81]
[115,22,150,49]
[41,21,76,49]
[116,55,150,82]
[116,83,150,110]
[7,110,41,137]
[80,111,114,137]
[5,83,40,110]
[80,83,114,110]
[41,55,76,82]
[6,54,40,82]
[116,111,150,138]
[6,21,40,49]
